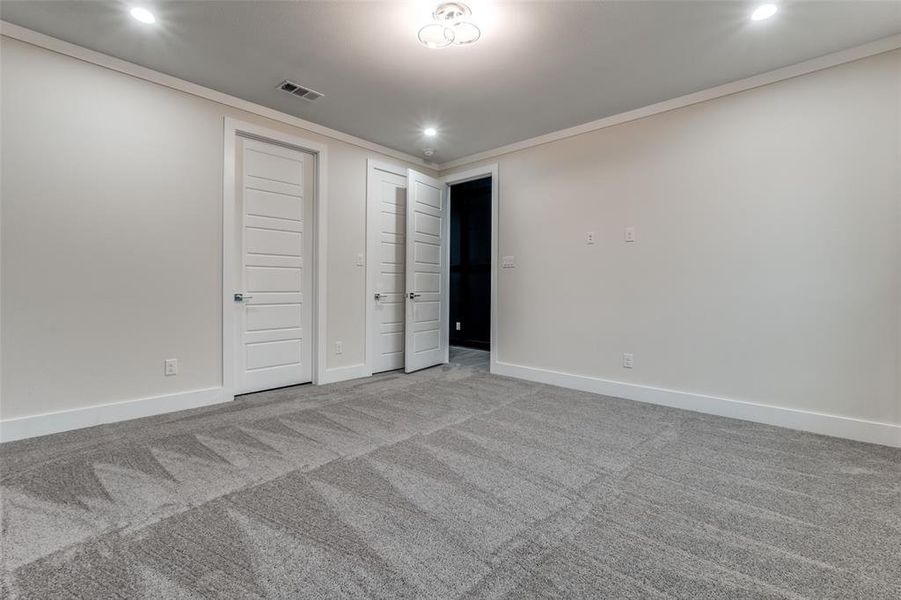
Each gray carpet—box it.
[2,350,900,599]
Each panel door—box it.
[235,138,313,393]
[369,166,407,373]
[404,169,448,372]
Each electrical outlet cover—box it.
[164,358,178,376]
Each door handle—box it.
[408,292,421,300]
[374,292,383,301]
[233,293,254,302]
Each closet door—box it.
[404,169,448,372]
[367,162,407,373]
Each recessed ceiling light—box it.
[423,127,438,137]
[751,4,778,21]
[130,7,156,24]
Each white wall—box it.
[0,35,432,426]
[3,31,899,445]
[451,50,901,434]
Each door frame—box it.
[222,117,328,397]
[443,164,499,373]
[364,159,408,377]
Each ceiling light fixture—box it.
[750,4,778,21]
[419,2,481,49]
[130,7,156,24]
[423,127,438,137]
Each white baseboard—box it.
[2,361,376,443]
[494,361,901,448]
[0,387,228,443]
[318,363,370,385]
[5,364,896,448]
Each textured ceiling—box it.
[2,1,899,163]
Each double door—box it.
[369,165,448,373]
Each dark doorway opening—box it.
[449,177,491,351]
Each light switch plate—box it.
[356,253,364,267]
[502,256,515,268]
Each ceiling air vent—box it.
[277,80,324,102]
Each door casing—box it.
[444,165,499,373]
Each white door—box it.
[234,138,313,393]
[368,163,407,373]
[404,169,449,372]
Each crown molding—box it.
[2,20,897,175]
[438,33,901,172]
[0,21,436,169]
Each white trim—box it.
[364,159,409,377]
[315,147,329,388]
[0,21,434,169]
[0,387,226,443]
[441,173,451,366]
[318,363,370,385]
[223,118,328,396]
[438,34,901,171]
[494,361,901,448]
[442,164,499,374]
